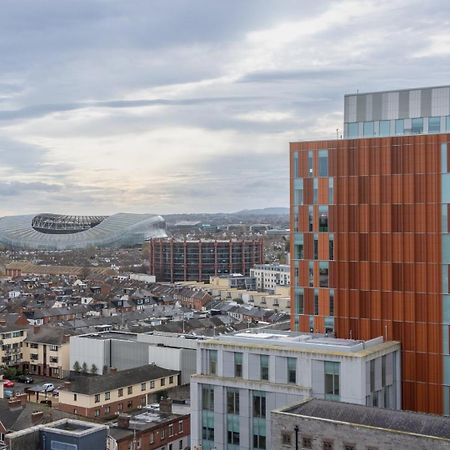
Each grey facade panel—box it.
[356,94,367,122]
[398,90,410,118]
[372,92,383,121]
[421,88,432,117]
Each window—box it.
[313,234,319,259]
[302,437,312,448]
[308,150,313,175]
[309,262,314,287]
[118,403,123,411]
[253,392,266,418]
[329,234,334,260]
[161,428,165,440]
[325,361,340,400]
[348,122,358,138]
[227,430,240,445]
[382,355,386,386]
[370,359,375,392]
[94,394,100,403]
[429,116,441,133]
[128,386,133,395]
[30,343,38,349]
[178,420,183,433]
[281,431,291,445]
[295,178,304,205]
[313,178,318,203]
[319,262,329,288]
[379,120,390,136]
[169,376,174,384]
[328,177,334,204]
[169,424,174,436]
[202,425,214,441]
[50,345,58,351]
[234,352,243,378]
[287,357,297,384]
[105,392,110,401]
[73,394,77,401]
[395,119,404,135]
[296,288,304,315]
[227,389,240,414]
[308,206,313,232]
[411,117,423,134]
[105,406,110,414]
[344,445,355,450]
[94,409,100,417]
[149,432,154,444]
[319,206,328,232]
[160,378,166,386]
[118,388,123,397]
[141,383,146,391]
[318,149,328,176]
[179,440,183,450]
[208,349,217,375]
[260,355,269,380]
[253,434,266,449]
[50,441,78,450]
[363,121,374,136]
[329,289,335,317]
[323,441,333,450]
[202,387,214,411]
[295,233,304,259]
[150,381,155,389]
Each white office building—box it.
[250,264,290,292]
[190,330,400,450]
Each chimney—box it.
[159,398,172,414]
[0,319,6,327]
[31,411,44,425]
[8,398,22,410]
[33,325,41,334]
[117,414,130,429]
[16,393,27,406]
[110,368,117,374]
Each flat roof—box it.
[344,84,450,97]
[204,330,399,356]
[279,398,450,441]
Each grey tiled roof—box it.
[286,399,450,439]
[68,365,178,395]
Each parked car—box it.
[17,375,33,384]
[3,389,13,399]
[42,383,55,392]
[3,379,15,388]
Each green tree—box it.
[73,361,81,373]
[90,364,98,375]
[81,362,88,374]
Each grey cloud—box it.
[0,181,62,197]
[0,138,48,171]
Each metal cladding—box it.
[0,213,167,250]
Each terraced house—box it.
[58,365,179,419]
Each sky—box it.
[1,0,450,216]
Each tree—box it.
[90,364,98,375]
[81,362,88,374]
[73,361,81,373]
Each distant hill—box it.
[234,207,289,216]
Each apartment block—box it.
[190,330,400,450]
[58,365,179,419]
[0,325,27,367]
[250,263,290,292]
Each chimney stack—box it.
[31,411,44,425]
[159,397,173,414]
[8,398,22,410]
[117,414,130,429]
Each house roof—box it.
[67,365,178,395]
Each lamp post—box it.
[294,425,299,450]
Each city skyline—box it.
[2,0,450,215]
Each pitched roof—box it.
[67,365,178,395]
[285,398,450,440]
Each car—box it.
[42,383,55,392]
[3,379,15,388]
[17,375,33,384]
[3,389,13,399]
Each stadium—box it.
[0,213,167,250]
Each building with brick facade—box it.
[57,365,179,419]
[148,238,264,282]
[290,86,450,414]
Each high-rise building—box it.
[290,85,450,414]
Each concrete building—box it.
[344,85,450,138]
[190,330,400,450]
[291,86,450,414]
[0,325,27,367]
[271,398,450,450]
[148,238,264,282]
[70,331,198,384]
[250,263,290,292]
[109,399,190,450]
[5,419,108,450]
[58,365,179,419]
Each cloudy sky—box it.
[1,0,450,216]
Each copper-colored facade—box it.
[290,134,450,414]
[149,238,264,283]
